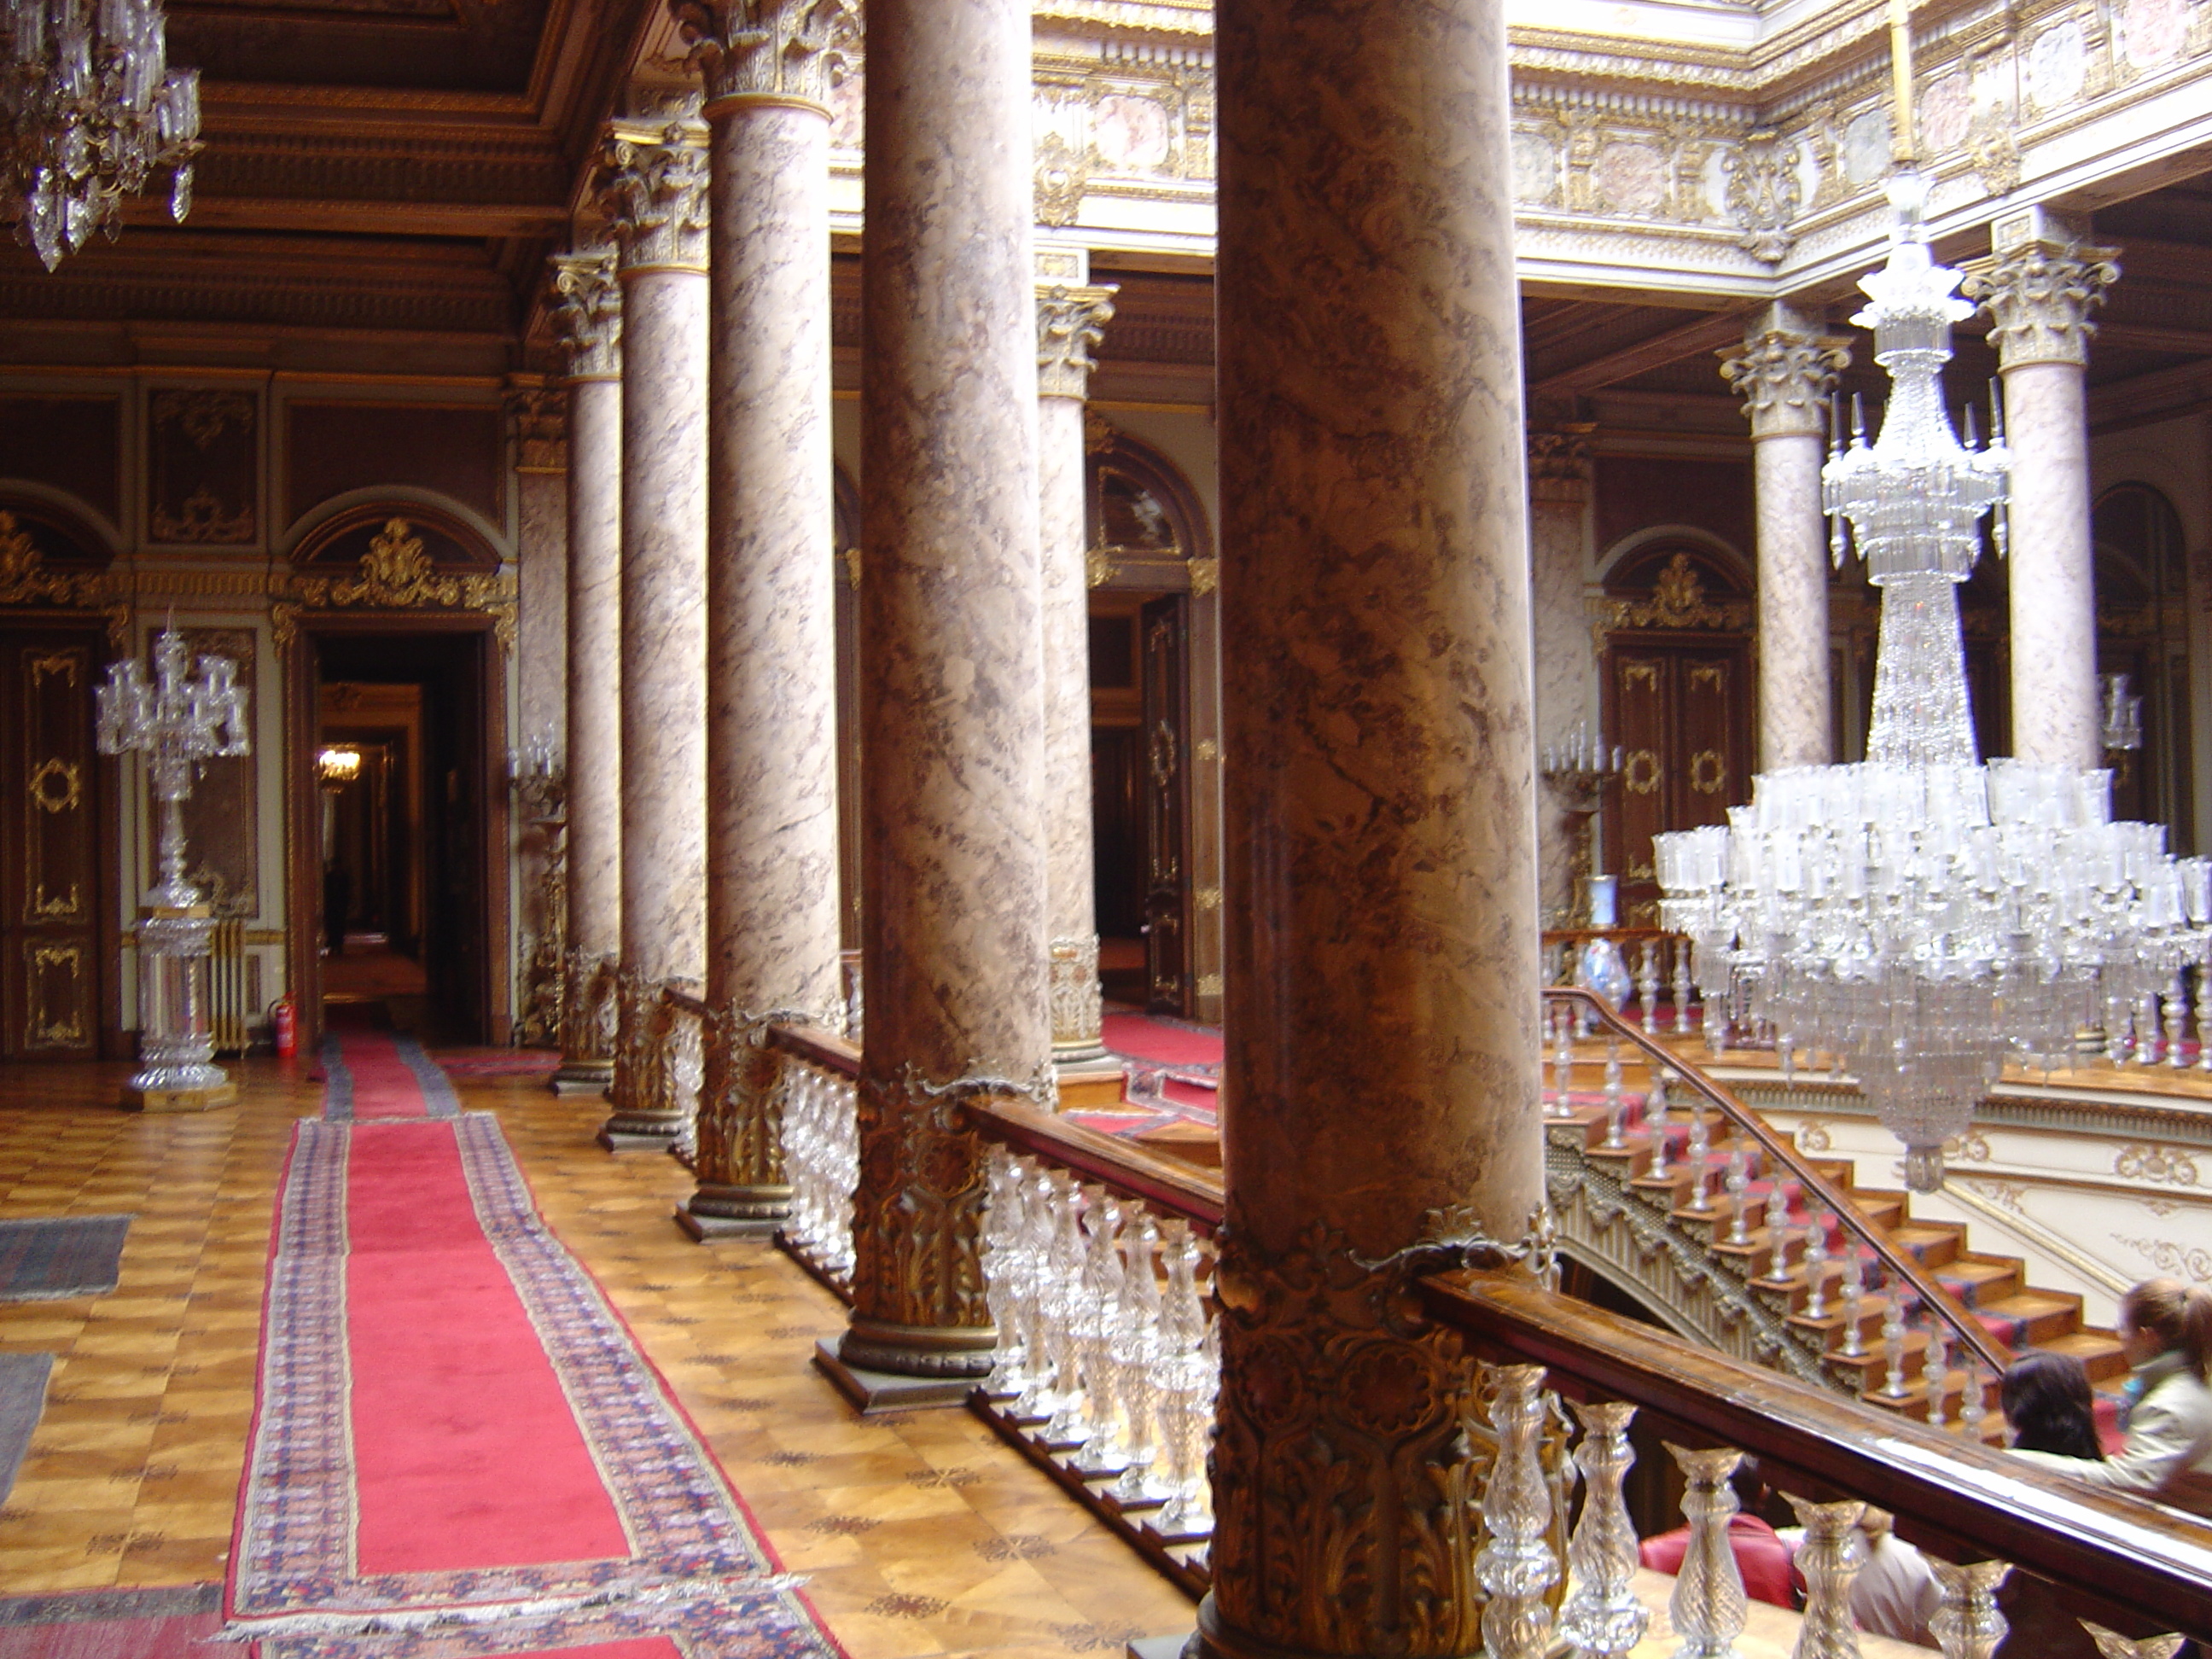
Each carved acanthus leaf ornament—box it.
[1965,240,2122,369]
[549,246,623,380]
[1720,328,1850,439]
[672,0,859,108]
[271,518,516,652]
[1599,553,1750,633]
[597,122,712,273]
[1036,283,1117,400]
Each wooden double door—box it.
[0,626,112,1059]
[1091,593,1193,1016]
[1603,637,1752,924]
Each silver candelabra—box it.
[96,627,251,1110]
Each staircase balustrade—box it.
[658,986,707,1164]
[763,1022,861,1295]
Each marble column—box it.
[547,247,624,1094]
[1036,258,1122,1103]
[1721,302,1849,773]
[1207,0,1542,1653]
[1527,425,1594,924]
[1966,210,2119,771]
[674,0,849,1237]
[596,119,712,1148]
[505,374,570,1049]
[827,0,1049,1403]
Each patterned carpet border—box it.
[394,1039,464,1117]
[318,1036,459,1122]
[231,1113,786,1626]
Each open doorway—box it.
[292,626,498,1046]
[1091,591,1193,1016]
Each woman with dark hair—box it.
[2017,1278,2212,1517]
[2003,1349,2107,1462]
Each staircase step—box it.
[2033,1327,2133,1386]
[1934,1255,2023,1308]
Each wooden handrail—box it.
[766,1020,860,1077]
[964,1097,1223,1234]
[1545,984,2011,1377]
[663,987,710,1021]
[1423,1269,2212,1639]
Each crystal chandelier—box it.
[2,0,201,271]
[1657,175,2212,1191]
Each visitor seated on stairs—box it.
[2017,1278,2212,1517]
[1637,1455,1797,1610]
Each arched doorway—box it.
[1598,544,1754,925]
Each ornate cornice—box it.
[1719,308,1849,439]
[671,0,859,110]
[596,119,712,275]
[271,516,516,652]
[1526,425,1594,505]
[1965,235,2123,371]
[549,245,623,379]
[1036,283,1117,400]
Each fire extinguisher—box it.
[271,997,298,1061]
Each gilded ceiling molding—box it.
[669,0,859,108]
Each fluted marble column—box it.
[597,119,712,1148]
[548,247,624,1094]
[1967,211,2119,771]
[1036,260,1121,1098]
[825,0,1049,1402]
[1721,302,1848,772]
[1528,425,1594,924]
[1207,0,1542,1654]
[674,0,849,1236]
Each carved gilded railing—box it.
[1424,1269,2212,1654]
[968,1097,1221,1593]
[1543,984,2012,1421]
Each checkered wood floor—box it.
[0,1058,1194,1659]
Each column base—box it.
[812,1340,977,1414]
[596,1117,684,1152]
[122,1080,237,1114]
[550,1061,614,1096]
[1054,1055,1126,1112]
[675,1183,791,1242]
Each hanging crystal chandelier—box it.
[1657,174,2212,1192]
[2,0,201,271]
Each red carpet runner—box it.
[228,1031,841,1659]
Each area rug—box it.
[0,1215,131,1301]
[227,1033,841,1658]
[0,1582,222,1659]
[318,1032,458,1122]
[0,1350,51,1505]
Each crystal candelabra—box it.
[1542,719,1623,913]
[3,0,201,270]
[2102,673,2144,754]
[96,627,250,1111]
[1657,174,2212,1191]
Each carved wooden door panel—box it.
[1140,594,1192,1016]
[1604,642,1750,924]
[0,633,102,1058]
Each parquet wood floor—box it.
[0,1058,1195,1657]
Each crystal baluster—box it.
[1841,1251,1867,1357]
[2108,992,2132,1067]
[1667,1444,1749,1659]
[1801,1205,1831,1318]
[1108,1212,1165,1504]
[980,1150,1026,1393]
[1645,1071,1672,1179]
[1154,1220,1212,1537]
[1637,943,1660,1032]
[1559,1400,1647,1658]
[1881,1296,1909,1399]
[1553,1004,1575,1115]
[1778,1028,1796,1086]
[1674,940,1694,1035]
[1960,1356,1988,1441]
[1726,1147,1752,1245]
[1074,1190,1130,1473]
[1925,1324,1952,1428]
[1476,1365,1558,1659]
[1928,1559,2011,1659]
[1603,1036,1625,1149]
[2078,1622,2186,1659]
[830,1074,858,1278]
[1786,1496,1868,1659]
[1043,1178,1093,1444]
[1765,1186,1793,1282]
[2140,989,2163,1066]
[2199,963,2212,1073]
[1687,1107,1713,1211]
[2168,972,2189,1068]
[1016,1166,1062,1418]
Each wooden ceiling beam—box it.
[1528,307,1754,397]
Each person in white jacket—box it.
[2016,1277,2212,1518]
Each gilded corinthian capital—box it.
[669,0,859,108]
[1964,217,2121,370]
[548,245,622,380]
[596,119,712,274]
[1719,302,1849,440]
[1036,284,1117,400]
